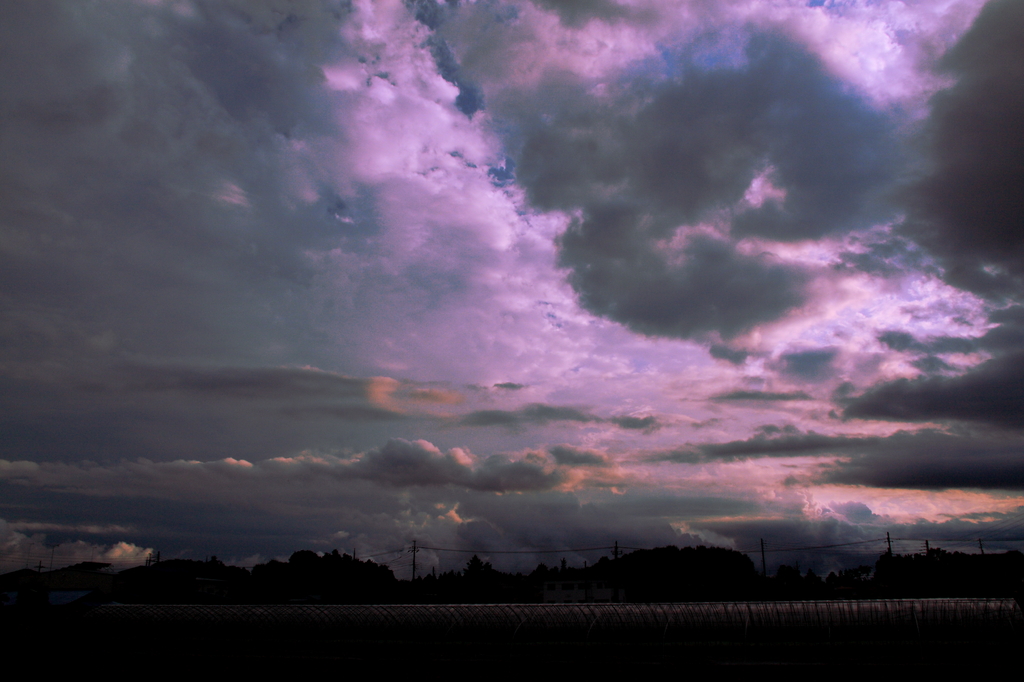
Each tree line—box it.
[104,544,1023,604]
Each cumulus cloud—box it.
[0,439,686,570]
[493,32,896,340]
[348,438,567,492]
[3,1,1021,571]
[0,437,624,499]
[0,517,153,573]
[902,0,1024,299]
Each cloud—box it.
[655,427,872,464]
[3,1,1020,574]
[559,228,809,340]
[0,517,153,573]
[901,0,1024,299]
[979,306,1024,352]
[497,32,896,339]
[709,344,749,364]
[405,0,485,116]
[0,362,414,463]
[0,440,655,570]
[118,365,372,399]
[713,390,813,402]
[877,331,977,354]
[829,501,883,525]
[777,348,839,380]
[459,403,600,428]
[548,444,613,467]
[817,429,1024,490]
[458,403,661,433]
[654,425,1024,491]
[844,351,1024,428]
[348,438,566,492]
[608,415,662,433]
[0,0,352,369]
[528,0,638,28]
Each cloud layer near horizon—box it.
[2,0,1023,573]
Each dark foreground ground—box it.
[5,600,1020,670]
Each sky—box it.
[2,0,1024,576]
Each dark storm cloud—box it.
[853,307,1024,425]
[118,365,370,399]
[910,356,955,374]
[0,3,432,465]
[817,429,1024,490]
[493,382,526,390]
[459,403,600,427]
[0,363,407,463]
[515,36,896,239]
[692,516,893,576]
[655,427,872,464]
[506,34,896,339]
[598,495,757,520]
[529,0,636,27]
[712,390,813,402]
[695,508,1024,576]
[453,492,688,560]
[709,345,749,364]
[458,403,660,432]
[778,348,838,380]
[877,331,977,354]
[559,228,807,339]
[902,0,1024,299]
[655,425,1024,490]
[844,350,1024,428]
[978,306,1024,352]
[0,1,351,369]
[608,415,662,433]
[548,445,612,467]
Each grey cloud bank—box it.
[2,0,1023,570]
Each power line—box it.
[418,545,617,555]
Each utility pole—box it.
[886,532,892,556]
[978,539,984,555]
[45,543,59,587]
[411,540,418,581]
[612,541,620,603]
[760,539,766,578]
